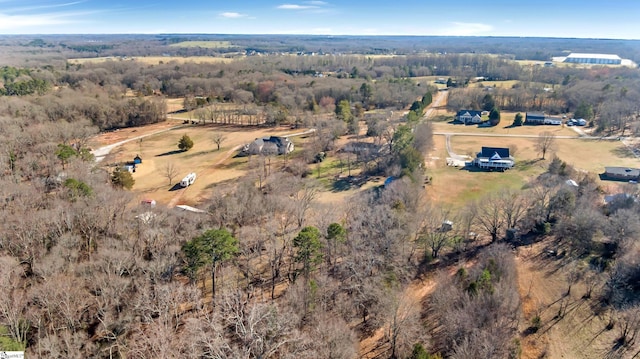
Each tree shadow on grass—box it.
[332,178,354,192]
[611,146,636,158]
[182,150,213,159]
[156,150,184,157]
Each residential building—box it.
[473,147,515,171]
[525,112,562,125]
[456,110,483,125]
[242,136,294,156]
[525,112,546,125]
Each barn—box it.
[563,53,622,65]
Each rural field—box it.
[68,55,238,65]
[169,40,233,48]
[427,133,637,206]
[97,122,306,208]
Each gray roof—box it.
[526,112,545,119]
[605,167,640,177]
[566,53,621,60]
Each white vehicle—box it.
[180,172,196,187]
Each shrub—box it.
[111,167,135,190]
[178,133,194,151]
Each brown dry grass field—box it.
[99,123,303,207]
[168,41,233,48]
[68,56,238,65]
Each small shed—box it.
[133,155,142,165]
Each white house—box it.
[473,147,515,171]
[456,110,483,125]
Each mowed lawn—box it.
[427,134,640,207]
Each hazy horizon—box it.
[0,0,638,40]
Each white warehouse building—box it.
[563,53,622,65]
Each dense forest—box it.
[1,35,640,358]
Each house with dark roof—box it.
[456,110,483,125]
[603,167,640,181]
[525,112,562,125]
[242,136,294,156]
[525,112,546,125]
[473,147,515,171]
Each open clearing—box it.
[68,56,238,65]
[427,133,639,207]
[169,41,233,48]
[102,123,304,207]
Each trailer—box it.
[180,172,196,187]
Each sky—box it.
[0,0,639,39]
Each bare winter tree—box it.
[212,132,227,151]
[386,291,423,359]
[474,194,505,242]
[536,131,557,160]
[163,162,179,186]
[419,204,454,259]
[500,188,529,230]
[616,304,640,346]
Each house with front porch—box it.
[473,147,515,171]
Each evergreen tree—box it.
[182,228,238,300]
[489,107,501,126]
[513,112,523,126]
[111,167,135,190]
[335,99,353,123]
[178,133,194,151]
[55,143,76,169]
[293,226,324,281]
[482,94,496,112]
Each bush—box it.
[178,133,194,151]
[513,112,523,126]
[111,167,135,190]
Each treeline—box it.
[3,35,640,63]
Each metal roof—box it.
[566,53,621,60]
